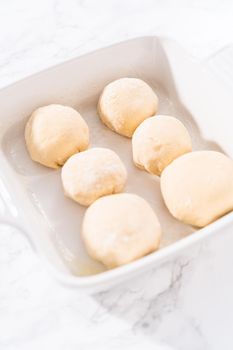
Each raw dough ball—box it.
[25,104,89,168]
[132,115,192,176]
[82,193,161,268]
[61,148,127,206]
[161,151,233,227]
[98,78,158,137]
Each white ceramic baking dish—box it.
[1,36,232,293]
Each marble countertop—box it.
[1,1,233,349]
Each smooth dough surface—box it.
[25,104,89,168]
[61,148,127,206]
[161,151,233,227]
[132,115,192,176]
[82,193,161,268]
[98,78,158,137]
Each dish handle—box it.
[0,188,36,252]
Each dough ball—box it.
[98,78,158,137]
[25,104,89,168]
[61,148,127,206]
[132,115,192,176]
[161,151,233,227]
[82,193,161,268]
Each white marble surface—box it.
[1,1,233,349]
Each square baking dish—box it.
[1,36,232,293]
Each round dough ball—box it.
[161,151,233,227]
[61,148,127,206]
[82,193,161,268]
[132,115,192,176]
[98,78,158,137]
[25,104,89,168]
